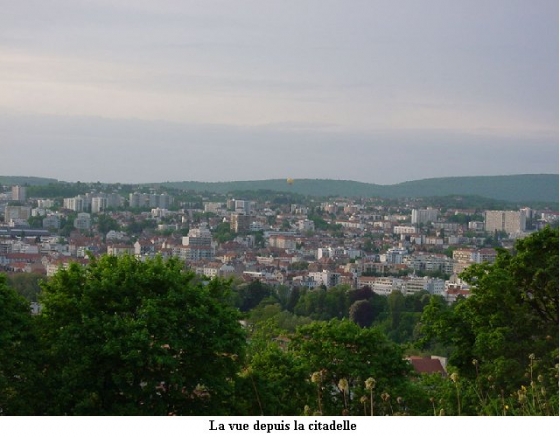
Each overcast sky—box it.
[1,0,558,184]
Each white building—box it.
[11,185,27,202]
[74,213,91,230]
[393,225,417,235]
[309,270,341,288]
[91,197,108,214]
[485,210,526,234]
[383,247,408,264]
[412,208,439,225]
[64,196,87,212]
[297,219,315,232]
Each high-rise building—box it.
[411,208,439,224]
[91,197,108,214]
[485,210,526,234]
[230,213,251,233]
[11,185,27,202]
[181,223,214,261]
[63,196,87,212]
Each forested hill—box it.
[1,174,558,203]
[163,174,558,203]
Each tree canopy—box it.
[0,276,41,415]
[37,255,246,415]
[419,227,559,412]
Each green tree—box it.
[37,255,246,415]
[0,275,42,415]
[349,299,374,327]
[26,215,44,228]
[419,227,559,406]
[293,286,349,321]
[97,214,120,235]
[289,319,412,415]
[6,272,43,302]
[233,342,314,415]
[235,280,273,313]
[387,290,405,331]
[214,222,237,243]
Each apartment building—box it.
[485,210,526,234]
[74,213,91,230]
[393,225,417,235]
[411,208,439,224]
[309,270,341,288]
[129,192,173,209]
[11,185,27,202]
[179,223,215,261]
[4,205,32,222]
[230,213,252,233]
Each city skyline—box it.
[1,1,558,184]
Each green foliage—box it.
[246,302,313,334]
[162,175,559,204]
[26,181,87,198]
[97,214,120,235]
[293,286,349,320]
[289,319,412,415]
[348,300,374,327]
[37,255,246,415]
[233,342,314,415]
[214,222,237,243]
[26,215,44,228]
[419,227,559,407]
[125,218,157,235]
[6,272,43,301]
[234,281,274,313]
[0,275,41,415]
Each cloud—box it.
[0,114,557,184]
[0,1,557,183]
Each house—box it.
[408,356,447,376]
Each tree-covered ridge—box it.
[161,174,558,203]
[2,173,557,203]
[0,228,558,415]
[0,176,58,186]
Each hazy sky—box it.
[1,0,558,184]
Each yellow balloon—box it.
[286,178,294,185]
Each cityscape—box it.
[2,180,557,307]
[0,0,558,428]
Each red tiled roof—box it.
[408,357,446,375]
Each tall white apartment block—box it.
[64,196,86,212]
[411,208,439,225]
[485,210,526,234]
[11,185,27,202]
[91,197,108,214]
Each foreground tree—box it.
[0,276,42,415]
[289,319,412,415]
[37,255,246,415]
[419,227,559,413]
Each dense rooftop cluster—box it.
[1,182,557,305]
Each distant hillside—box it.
[163,174,558,203]
[1,174,557,203]
[0,176,58,186]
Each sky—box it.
[0,0,558,185]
